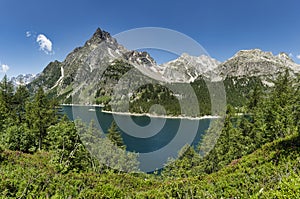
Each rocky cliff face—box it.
[158,49,299,83]
[160,53,220,82]
[217,49,299,79]
[29,28,158,104]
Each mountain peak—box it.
[179,53,191,58]
[94,28,111,39]
[161,53,220,82]
[125,50,157,67]
[277,52,294,62]
[11,73,36,87]
[85,28,112,46]
[218,48,300,79]
[234,48,273,58]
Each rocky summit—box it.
[160,53,221,82]
[28,28,158,104]
[217,49,299,79]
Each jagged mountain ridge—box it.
[28,28,159,103]
[10,74,37,87]
[157,49,300,83]
[217,49,300,79]
[28,28,300,105]
[160,53,221,82]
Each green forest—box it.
[0,70,299,198]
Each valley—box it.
[1,28,299,198]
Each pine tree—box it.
[247,84,262,112]
[0,95,9,132]
[0,75,14,116]
[13,85,30,123]
[265,70,296,138]
[0,75,14,132]
[26,87,57,151]
[250,70,297,144]
[3,123,34,152]
[0,75,14,106]
[294,75,300,131]
[107,121,125,149]
[78,120,139,173]
[47,116,91,171]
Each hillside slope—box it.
[1,133,299,198]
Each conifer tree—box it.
[47,116,90,171]
[13,85,30,123]
[0,75,14,116]
[0,75,14,106]
[107,121,125,149]
[0,75,14,132]
[26,87,57,151]
[246,84,262,112]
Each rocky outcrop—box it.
[160,53,220,82]
[217,49,299,79]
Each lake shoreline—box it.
[61,103,105,107]
[61,104,221,120]
[101,110,221,120]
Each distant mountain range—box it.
[26,28,300,108]
[10,74,37,87]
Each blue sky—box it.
[1,0,300,77]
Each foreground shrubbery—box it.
[0,133,299,198]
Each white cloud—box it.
[0,64,10,73]
[289,53,293,58]
[296,54,300,60]
[26,31,32,38]
[36,34,53,54]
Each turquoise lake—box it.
[62,105,215,172]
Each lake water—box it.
[62,105,215,172]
